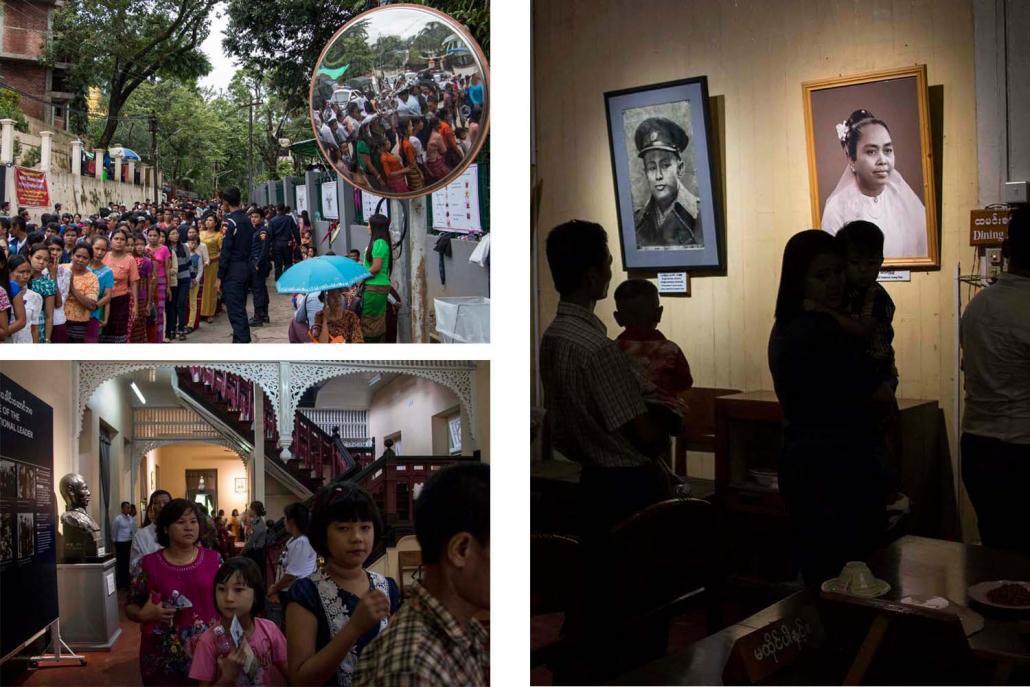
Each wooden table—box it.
[612,536,1030,685]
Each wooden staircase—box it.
[176,366,479,572]
[176,368,340,494]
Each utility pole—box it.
[237,96,262,204]
[149,113,158,204]
[248,99,253,204]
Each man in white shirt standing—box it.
[961,207,1030,552]
[130,489,171,577]
[112,501,136,590]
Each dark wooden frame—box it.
[604,75,726,273]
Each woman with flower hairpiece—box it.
[821,109,927,258]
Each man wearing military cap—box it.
[633,116,703,249]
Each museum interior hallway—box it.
[0,360,490,682]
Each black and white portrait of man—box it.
[624,105,703,251]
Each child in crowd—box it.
[189,557,289,686]
[285,482,401,686]
[187,235,203,333]
[613,278,693,426]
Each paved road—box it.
[186,273,296,344]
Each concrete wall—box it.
[368,375,465,457]
[15,170,153,225]
[425,236,490,335]
[82,377,136,544]
[533,0,979,472]
[315,375,375,410]
[47,172,152,220]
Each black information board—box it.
[0,373,59,662]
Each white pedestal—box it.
[56,556,121,650]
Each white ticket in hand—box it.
[230,613,244,647]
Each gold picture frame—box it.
[802,65,938,269]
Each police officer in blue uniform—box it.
[268,204,301,280]
[247,207,271,327]
[632,116,703,249]
[215,187,253,343]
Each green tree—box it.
[44,0,216,149]
[223,0,365,113]
[86,80,234,197]
[0,89,30,133]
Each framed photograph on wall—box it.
[803,65,939,269]
[605,76,724,272]
[235,477,247,494]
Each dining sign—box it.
[969,209,1011,246]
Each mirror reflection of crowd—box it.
[538,210,1030,680]
[312,71,484,193]
[118,462,489,686]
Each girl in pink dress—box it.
[126,499,221,686]
[189,557,288,686]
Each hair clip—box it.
[835,121,849,144]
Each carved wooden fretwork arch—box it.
[286,361,478,445]
[77,362,281,440]
[131,439,248,473]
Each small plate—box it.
[821,577,891,598]
[901,595,985,636]
[968,580,1030,610]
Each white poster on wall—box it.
[321,181,339,219]
[361,191,389,220]
[431,164,480,233]
[295,185,307,217]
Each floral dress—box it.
[286,570,400,686]
[129,547,222,685]
[29,274,56,343]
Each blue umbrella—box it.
[276,255,372,294]
[108,146,142,160]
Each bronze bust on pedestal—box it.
[59,473,103,562]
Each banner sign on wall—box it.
[295,185,308,217]
[321,181,339,220]
[431,164,481,233]
[14,167,51,208]
[0,374,59,662]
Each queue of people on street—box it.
[313,69,484,193]
[0,189,401,344]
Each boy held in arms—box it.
[818,221,908,522]
[613,278,694,430]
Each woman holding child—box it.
[768,229,887,585]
